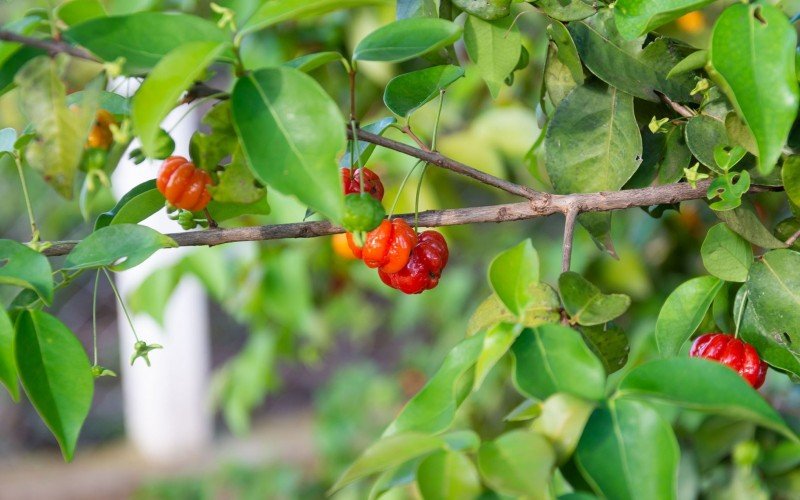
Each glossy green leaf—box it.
[340,117,396,168]
[618,358,794,439]
[464,14,520,98]
[63,224,177,271]
[133,41,227,157]
[667,49,707,78]
[0,45,45,97]
[473,322,522,391]
[64,12,230,73]
[709,3,799,174]
[614,0,714,39]
[94,180,163,230]
[576,399,679,500]
[747,250,800,346]
[535,0,595,21]
[707,170,750,211]
[715,200,787,249]
[331,432,446,493]
[15,310,93,461]
[478,430,555,498]
[685,115,729,172]
[67,90,130,116]
[467,284,561,336]
[701,223,753,282]
[242,0,389,34]
[353,18,462,62]
[56,0,107,25]
[532,393,594,464]
[417,450,482,500]
[579,323,629,374]
[189,100,239,172]
[0,240,53,304]
[655,275,723,356]
[208,151,266,204]
[384,65,464,117]
[385,334,484,435]
[558,272,631,326]
[0,308,18,400]
[453,0,510,20]
[231,67,345,222]
[512,325,606,401]
[569,12,695,102]
[739,295,800,379]
[284,51,342,72]
[487,239,539,317]
[16,55,95,198]
[783,155,800,208]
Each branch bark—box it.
[561,206,578,273]
[0,30,97,61]
[41,181,783,257]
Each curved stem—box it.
[15,155,39,243]
[103,268,140,342]
[388,160,424,218]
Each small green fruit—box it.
[342,193,385,233]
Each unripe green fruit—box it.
[342,193,385,233]
[83,147,107,172]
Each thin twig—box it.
[786,227,800,247]
[656,91,695,118]
[40,181,784,257]
[346,127,541,201]
[561,205,579,273]
[401,125,432,152]
[0,30,97,61]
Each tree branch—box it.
[561,205,578,273]
[0,30,97,61]
[41,181,783,257]
[346,127,542,201]
[656,91,695,118]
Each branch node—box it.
[561,205,579,274]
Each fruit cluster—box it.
[157,156,213,212]
[338,167,449,294]
[690,333,767,389]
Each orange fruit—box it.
[332,233,358,260]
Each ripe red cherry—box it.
[379,230,448,294]
[341,167,384,201]
[690,333,767,389]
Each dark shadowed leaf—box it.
[0,307,18,400]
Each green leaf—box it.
[569,12,695,102]
[417,450,482,500]
[231,67,345,222]
[208,151,267,204]
[477,430,556,498]
[63,224,177,271]
[284,51,342,72]
[67,90,130,116]
[384,65,464,117]
[56,0,107,26]
[544,20,584,106]
[386,334,484,435]
[242,0,390,34]
[512,325,606,401]
[532,393,595,464]
[206,197,271,222]
[341,117,396,168]
[707,170,750,211]
[618,358,794,439]
[467,284,561,336]
[94,180,163,230]
[0,308,18,401]
[783,155,800,208]
[579,322,629,374]
[614,0,715,39]
[747,250,800,347]
[666,49,707,78]
[189,100,239,172]
[535,0,595,21]
[558,272,631,326]
[576,399,679,500]
[658,124,692,184]
[739,295,800,379]
[655,275,723,356]
[0,239,53,305]
[473,322,522,391]
[701,223,753,282]
[65,13,230,73]
[397,0,438,19]
[331,432,446,494]
[464,14,521,98]
[15,310,94,461]
[16,55,95,198]
[487,239,539,317]
[452,0,510,21]
[685,115,729,172]
[776,218,800,251]
[353,18,462,62]
[133,41,228,157]
[715,200,787,249]
[709,3,799,174]
[0,45,46,97]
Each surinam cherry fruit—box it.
[157,156,213,212]
[342,193,385,233]
[379,230,448,294]
[86,109,116,150]
[341,167,385,201]
[347,218,417,273]
[690,333,767,389]
[332,233,358,260]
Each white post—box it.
[110,82,213,462]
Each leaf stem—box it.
[15,155,39,244]
[103,268,140,342]
[388,160,424,218]
[734,289,749,339]
[92,270,100,366]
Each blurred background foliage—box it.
[1,0,800,498]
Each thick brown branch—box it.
[0,30,97,61]
[347,127,542,201]
[41,181,783,257]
